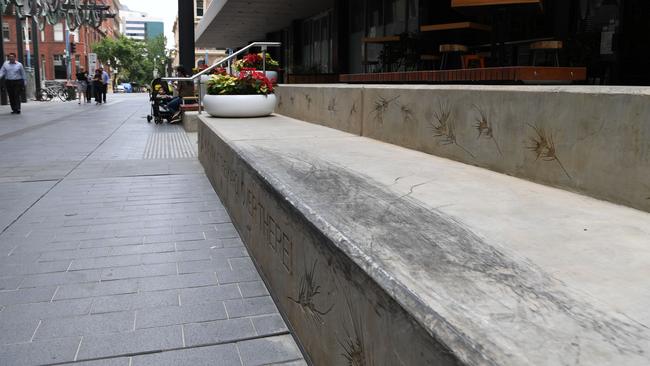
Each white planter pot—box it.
[203,94,277,118]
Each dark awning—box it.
[196,0,334,48]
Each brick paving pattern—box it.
[0,96,305,365]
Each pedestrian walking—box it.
[93,69,103,104]
[0,53,27,114]
[101,67,109,103]
[76,67,88,104]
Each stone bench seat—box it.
[198,114,650,366]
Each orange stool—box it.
[531,40,563,67]
[462,54,486,69]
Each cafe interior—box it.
[268,0,649,85]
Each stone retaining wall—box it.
[198,121,462,366]
[276,85,650,213]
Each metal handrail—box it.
[163,41,281,114]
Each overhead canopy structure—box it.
[195,0,334,48]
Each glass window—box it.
[2,24,9,42]
[196,0,204,17]
[41,30,45,42]
[408,0,418,32]
[53,54,67,79]
[54,23,64,42]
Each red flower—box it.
[243,53,262,66]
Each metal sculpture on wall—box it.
[0,0,113,30]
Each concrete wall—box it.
[276,85,364,136]
[198,122,462,366]
[276,85,650,213]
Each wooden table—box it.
[451,0,542,7]
[420,22,492,32]
[362,36,401,44]
[450,0,543,66]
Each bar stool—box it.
[439,44,468,70]
[420,54,441,70]
[530,41,563,67]
[461,54,486,69]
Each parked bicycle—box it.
[39,85,68,102]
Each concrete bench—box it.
[198,114,650,366]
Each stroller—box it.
[147,78,175,124]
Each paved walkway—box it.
[0,95,305,366]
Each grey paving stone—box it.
[0,318,40,345]
[0,252,42,265]
[78,236,143,249]
[0,277,23,291]
[183,317,257,347]
[172,224,218,234]
[0,298,93,320]
[70,255,142,271]
[0,97,297,364]
[54,279,138,300]
[91,290,179,314]
[34,311,135,340]
[38,247,113,262]
[0,260,71,276]
[140,249,210,265]
[136,302,227,329]
[110,243,176,256]
[76,325,183,360]
[143,232,205,244]
[101,263,177,281]
[251,314,290,336]
[205,223,240,239]
[225,296,279,319]
[138,272,217,292]
[0,286,57,306]
[177,258,229,274]
[220,238,245,248]
[179,284,242,306]
[210,247,249,260]
[61,358,131,365]
[238,281,270,298]
[175,239,220,251]
[216,267,262,284]
[20,269,102,288]
[237,335,303,366]
[131,343,241,366]
[0,336,80,366]
[13,240,80,253]
[228,257,255,271]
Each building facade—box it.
[195,0,650,85]
[120,6,164,41]
[172,0,224,70]
[2,0,121,81]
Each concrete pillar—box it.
[178,0,195,73]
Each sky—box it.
[120,0,178,49]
